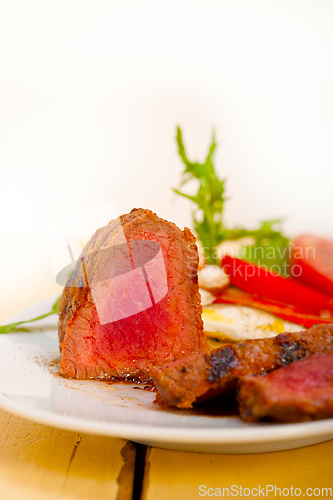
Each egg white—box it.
[202,303,303,342]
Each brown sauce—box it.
[55,368,238,417]
[132,384,156,392]
[154,390,239,418]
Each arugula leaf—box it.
[174,127,225,264]
[225,220,290,273]
[174,127,290,273]
[0,296,61,334]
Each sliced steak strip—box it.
[58,208,207,380]
[152,323,333,408]
[238,354,333,422]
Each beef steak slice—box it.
[58,208,207,380]
[238,354,333,422]
[152,323,333,408]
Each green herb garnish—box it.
[174,127,225,265]
[0,296,61,334]
[174,127,290,273]
[225,220,290,273]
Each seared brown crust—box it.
[58,208,207,379]
[152,323,333,408]
[238,354,333,422]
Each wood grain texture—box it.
[143,440,333,499]
[0,408,135,500]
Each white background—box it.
[1,0,332,322]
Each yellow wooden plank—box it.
[143,440,333,499]
[0,408,135,500]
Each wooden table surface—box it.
[1,408,332,500]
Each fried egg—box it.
[202,303,303,342]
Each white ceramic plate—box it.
[1,296,333,454]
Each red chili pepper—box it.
[221,255,333,314]
[291,234,333,297]
[214,287,333,328]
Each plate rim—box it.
[1,391,333,445]
[1,295,333,450]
